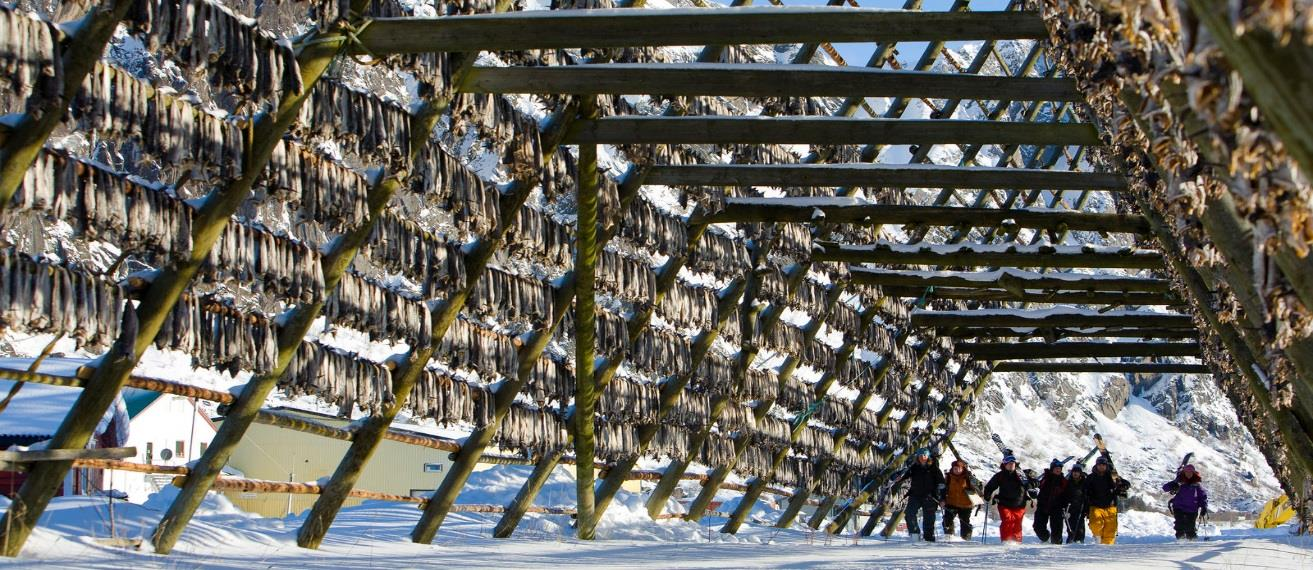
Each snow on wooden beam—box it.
[956,341,1202,360]
[462,64,1083,101]
[815,241,1163,269]
[654,165,1125,191]
[563,117,1101,146]
[848,267,1173,293]
[876,286,1181,305]
[991,362,1212,374]
[698,201,1148,234]
[941,327,1199,340]
[910,308,1196,329]
[356,9,1048,53]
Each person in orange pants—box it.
[984,456,1028,544]
[1085,455,1131,544]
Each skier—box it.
[1064,463,1090,544]
[941,459,980,540]
[1086,455,1131,544]
[894,448,946,542]
[1032,459,1068,544]
[1162,464,1209,540]
[983,455,1028,544]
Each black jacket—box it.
[1035,471,1068,512]
[984,469,1027,509]
[1086,468,1130,509]
[1064,474,1089,515]
[900,460,947,500]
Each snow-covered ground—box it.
[1,471,1308,570]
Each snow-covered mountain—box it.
[953,371,1281,514]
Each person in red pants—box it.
[984,455,1029,544]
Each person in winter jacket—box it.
[895,448,947,541]
[1086,454,1132,544]
[942,459,980,540]
[983,455,1027,544]
[1162,464,1209,540]
[1032,459,1069,544]
[1064,463,1090,544]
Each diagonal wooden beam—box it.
[814,241,1163,269]
[355,8,1048,53]
[847,267,1172,293]
[698,201,1148,234]
[651,164,1126,191]
[563,117,1101,146]
[991,362,1211,374]
[956,341,1202,360]
[461,64,1083,101]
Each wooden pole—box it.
[698,202,1148,233]
[814,242,1163,269]
[572,96,601,541]
[563,117,1100,146]
[654,164,1126,191]
[356,8,1048,53]
[3,6,362,557]
[991,362,1211,374]
[0,0,134,213]
[492,449,566,538]
[461,64,1083,101]
[956,342,1202,360]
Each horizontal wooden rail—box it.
[356,9,1047,52]
[848,267,1173,293]
[72,459,189,475]
[992,362,1212,374]
[940,327,1199,340]
[876,286,1180,305]
[655,164,1125,191]
[563,117,1101,146]
[462,64,1083,101]
[815,242,1162,269]
[699,202,1148,234]
[912,310,1196,329]
[956,341,1202,359]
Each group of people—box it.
[893,447,1210,545]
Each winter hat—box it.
[1181,464,1196,474]
[1071,463,1086,473]
[1050,459,1064,470]
[1002,455,1017,465]
[1095,456,1110,466]
[915,448,931,458]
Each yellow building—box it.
[217,407,454,517]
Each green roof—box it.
[121,388,162,418]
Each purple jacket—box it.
[1163,480,1208,512]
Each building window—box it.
[176,441,185,456]
[145,442,154,464]
[199,442,208,455]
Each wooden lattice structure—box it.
[0,0,1309,556]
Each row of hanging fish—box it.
[494,403,569,456]
[659,281,718,331]
[437,317,518,379]
[667,389,712,428]
[0,5,60,114]
[627,327,693,379]
[364,213,466,297]
[298,79,411,165]
[281,341,393,414]
[154,293,280,376]
[510,205,572,267]
[16,150,193,259]
[125,0,303,108]
[597,249,657,305]
[618,200,689,259]
[201,221,325,303]
[0,248,124,349]
[595,377,660,424]
[523,357,574,408]
[357,0,455,86]
[594,419,642,463]
[261,139,369,231]
[685,350,736,397]
[650,423,692,461]
[323,272,432,346]
[409,368,495,427]
[687,230,751,279]
[73,62,244,181]
[468,265,554,327]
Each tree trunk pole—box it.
[572,96,602,541]
[0,0,134,213]
[493,449,565,538]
